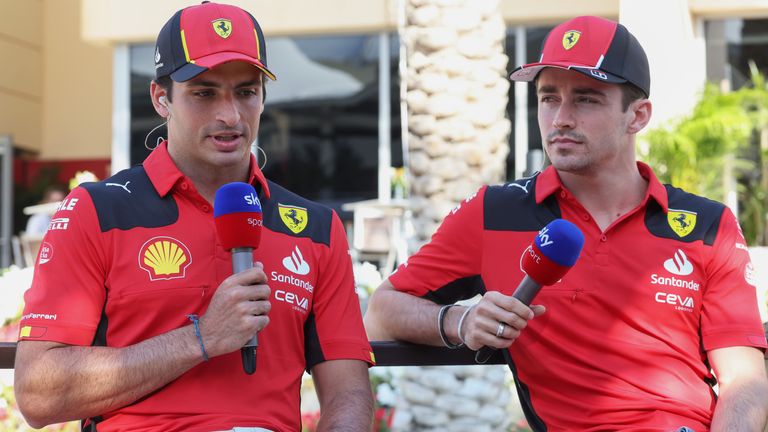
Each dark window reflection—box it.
[706,18,768,89]
[129,34,401,210]
[504,26,553,181]
[525,27,550,154]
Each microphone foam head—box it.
[213,182,262,250]
[534,219,585,267]
[521,219,585,285]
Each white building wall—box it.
[620,0,708,129]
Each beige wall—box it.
[0,0,43,152]
[0,0,111,159]
[501,0,618,25]
[40,0,112,160]
[691,0,768,17]
[81,0,626,40]
[81,0,399,43]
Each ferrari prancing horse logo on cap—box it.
[562,30,581,50]
[212,19,233,39]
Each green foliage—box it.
[642,62,768,244]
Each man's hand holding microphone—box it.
[442,219,585,362]
[197,262,271,363]
[187,182,270,374]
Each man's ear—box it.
[150,81,170,118]
[627,99,652,134]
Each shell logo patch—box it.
[279,204,308,234]
[562,30,581,50]
[212,19,232,39]
[139,236,192,281]
[667,209,697,238]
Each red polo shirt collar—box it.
[143,140,271,198]
[534,161,668,212]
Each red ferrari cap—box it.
[154,1,276,82]
[510,16,649,97]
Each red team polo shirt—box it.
[20,143,374,432]
[390,163,767,431]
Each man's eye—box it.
[193,90,213,97]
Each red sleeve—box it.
[19,187,107,345]
[700,207,767,351]
[307,211,374,368]
[389,186,485,301]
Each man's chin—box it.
[549,157,591,174]
[209,150,250,167]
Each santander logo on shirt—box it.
[272,245,313,313]
[652,248,699,313]
[282,246,310,275]
[271,245,314,298]
[663,249,693,276]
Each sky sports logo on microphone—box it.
[244,192,260,207]
[537,226,555,247]
[522,226,558,266]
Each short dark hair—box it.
[153,74,267,103]
[620,82,647,112]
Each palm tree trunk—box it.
[403,0,511,247]
[393,1,517,430]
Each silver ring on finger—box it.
[495,322,506,338]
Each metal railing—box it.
[0,341,506,369]
[3,329,766,369]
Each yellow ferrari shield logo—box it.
[562,30,581,50]
[212,19,232,39]
[279,204,308,234]
[667,209,697,238]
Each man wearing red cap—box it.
[366,15,768,431]
[14,3,374,431]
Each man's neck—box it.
[557,160,648,232]
[166,144,252,204]
[188,165,250,204]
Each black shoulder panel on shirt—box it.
[81,165,179,232]
[260,180,333,247]
[484,174,561,232]
[422,275,487,305]
[644,185,725,246]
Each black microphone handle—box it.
[511,275,543,306]
[232,247,258,374]
[475,276,542,364]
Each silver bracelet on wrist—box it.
[457,304,476,345]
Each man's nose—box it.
[552,103,575,130]
[217,96,241,127]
